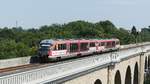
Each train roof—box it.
[40,39,54,44]
[40,39,119,43]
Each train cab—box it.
[38,39,54,62]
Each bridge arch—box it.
[133,62,138,84]
[145,57,148,70]
[94,79,102,84]
[148,56,150,69]
[114,70,121,84]
[125,66,131,84]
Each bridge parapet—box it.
[0,43,150,84]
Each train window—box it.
[112,41,115,47]
[54,45,57,50]
[80,43,88,51]
[58,44,61,50]
[40,43,51,46]
[106,42,111,47]
[101,42,105,46]
[70,43,78,52]
[39,46,49,51]
[116,41,120,45]
[90,42,95,47]
[99,43,101,46]
[62,44,66,49]
[58,44,66,50]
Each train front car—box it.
[38,39,54,62]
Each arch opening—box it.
[125,66,131,84]
[114,70,121,84]
[94,79,102,84]
[133,62,139,84]
[148,56,150,69]
[145,57,147,70]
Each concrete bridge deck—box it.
[0,43,150,84]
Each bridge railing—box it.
[0,43,150,84]
[0,54,112,84]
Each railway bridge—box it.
[0,43,150,84]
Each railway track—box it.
[0,52,115,76]
[0,64,44,76]
[0,58,78,76]
[0,64,39,73]
[0,43,149,77]
[0,54,98,76]
[0,62,67,77]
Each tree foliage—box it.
[0,20,149,59]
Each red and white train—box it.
[38,39,120,62]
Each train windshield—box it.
[40,43,51,46]
[39,46,49,51]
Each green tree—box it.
[0,20,150,59]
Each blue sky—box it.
[0,0,149,29]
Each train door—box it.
[96,42,99,51]
[101,42,106,52]
[89,42,96,53]
[69,43,79,53]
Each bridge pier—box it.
[107,63,115,84]
[63,53,146,84]
[139,53,145,84]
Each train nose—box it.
[38,51,49,63]
[39,51,48,57]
